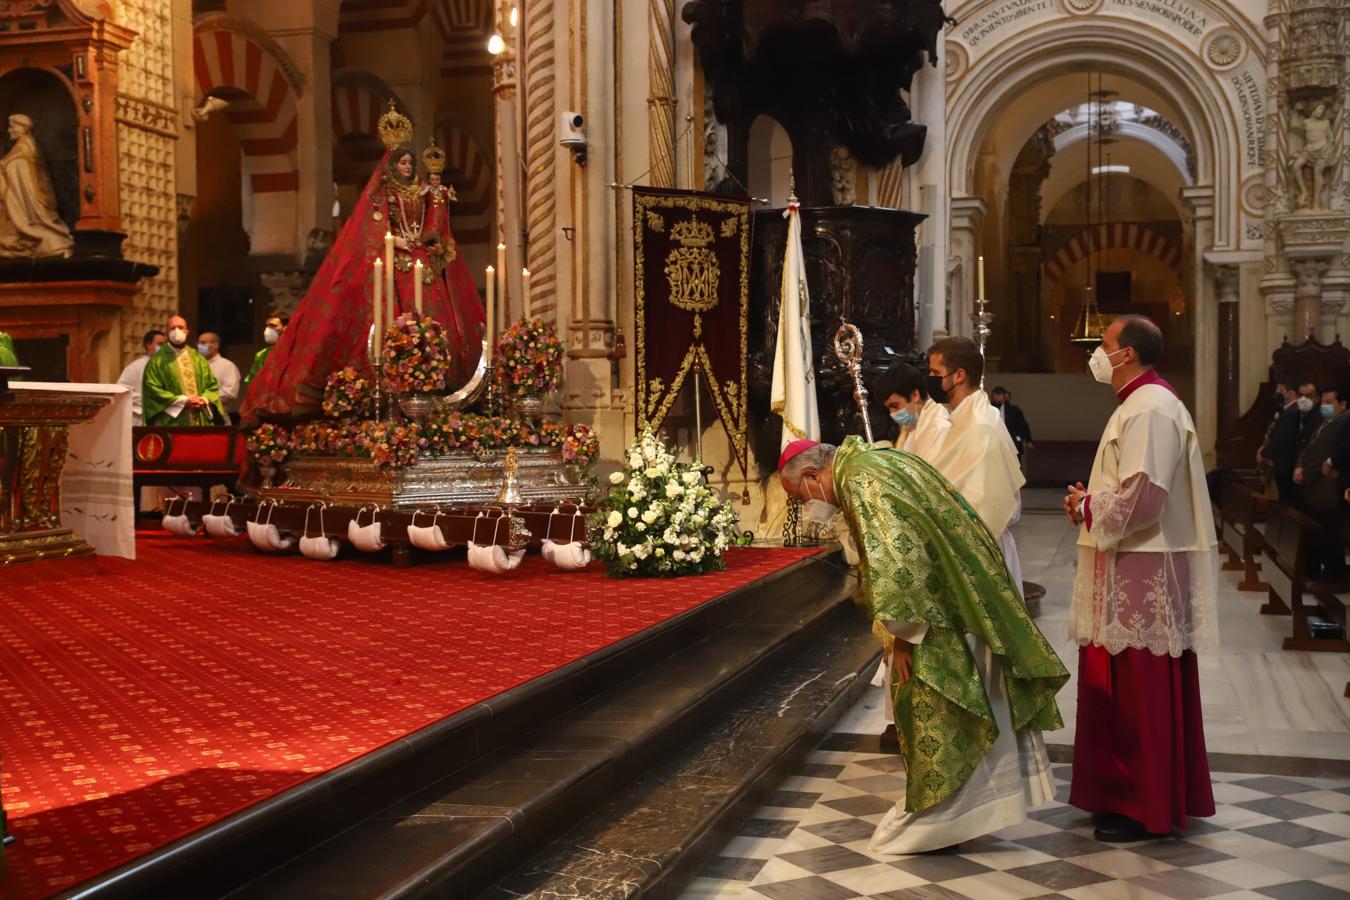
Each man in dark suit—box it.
[990,386,1033,462]
[1259,377,1319,504]
[1295,385,1348,585]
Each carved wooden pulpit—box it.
[0,385,110,564]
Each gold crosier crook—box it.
[832,321,874,443]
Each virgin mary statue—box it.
[240,103,486,424]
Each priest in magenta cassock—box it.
[142,314,226,427]
[1064,314,1216,841]
[779,437,1068,853]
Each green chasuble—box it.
[142,344,226,426]
[0,331,18,368]
[242,345,270,395]
[833,436,1068,813]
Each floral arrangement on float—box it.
[588,428,745,578]
[246,423,290,466]
[322,366,376,419]
[494,318,564,417]
[381,313,450,395]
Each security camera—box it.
[560,111,587,165]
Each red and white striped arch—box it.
[436,120,492,245]
[1042,224,1182,283]
[193,24,300,196]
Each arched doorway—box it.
[945,5,1267,463]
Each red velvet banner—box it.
[632,188,751,479]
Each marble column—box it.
[913,39,946,348]
[492,2,525,326]
[947,197,986,342]
[1215,265,1240,438]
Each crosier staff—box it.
[833,321,874,443]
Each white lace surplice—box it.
[1071,384,1219,657]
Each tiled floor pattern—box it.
[681,754,1350,899]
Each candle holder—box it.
[366,322,388,421]
[970,296,993,389]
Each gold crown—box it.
[377,100,413,151]
[671,218,715,248]
[422,138,446,174]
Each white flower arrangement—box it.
[588,428,745,577]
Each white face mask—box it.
[1296,396,1314,413]
[467,541,525,574]
[542,539,592,570]
[202,513,241,538]
[197,343,211,356]
[264,326,280,345]
[801,476,838,523]
[246,520,294,552]
[1088,345,1124,384]
[299,534,340,560]
[168,327,188,347]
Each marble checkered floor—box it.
[680,747,1350,900]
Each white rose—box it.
[673,549,686,561]
[655,547,665,557]
[633,543,650,559]
[617,542,629,556]
[641,509,659,525]
[663,527,679,544]
[635,522,647,532]
[682,471,700,485]
[665,482,683,499]
[628,507,639,519]
[643,466,661,479]
[609,471,625,485]
[628,452,643,469]
[607,510,623,528]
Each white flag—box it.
[770,199,820,450]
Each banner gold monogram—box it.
[632,188,751,482]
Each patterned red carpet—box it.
[0,533,815,898]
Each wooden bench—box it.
[1218,479,1270,596]
[1262,502,1349,652]
[132,426,246,515]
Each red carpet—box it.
[0,534,816,897]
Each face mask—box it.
[926,374,949,404]
[1088,345,1124,384]
[299,534,340,560]
[247,505,294,552]
[890,408,918,429]
[162,513,198,537]
[1276,392,1287,407]
[1321,404,1335,419]
[1296,396,1314,413]
[168,328,187,346]
[264,326,280,345]
[196,343,211,356]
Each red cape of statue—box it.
[240,151,486,425]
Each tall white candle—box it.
[485,265,496,357]
[373,258,384,357]
[414,260,424,315]
[496,242,507,317]
[522,267,532,320]
[977,255,986,300]
[385,231,395,317]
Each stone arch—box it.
[330,69,401,189]
[192,16,304,255]
[434,117,494,246]
[1042,223,1184,283]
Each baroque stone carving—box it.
[1062,0,1102,13]
[0,114,74,259]
[1241,178,1269,215]
[1204,31,1243,69]
[830,146,857,206]
[944,40,967,82]
[1289,101,1340,211]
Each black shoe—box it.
[1093,813,1164,843]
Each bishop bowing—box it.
[1065,315,1216,841]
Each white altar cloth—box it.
[18,381,135,560]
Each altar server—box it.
[1064,314,1216,841]
[877,361,949,458]
[198,332,241,420]
[116,329,166,425]
[142,315,226,427]
[243,314,285,398]
[926,337,1025,594]
[780,438,1066,853]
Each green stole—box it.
[242,345,271,395]
[834,436,1067,813]
[142,344,225,426]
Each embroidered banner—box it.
[632,187,751,481]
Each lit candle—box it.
[496,241,507,316]
[485,265,496,357]
[373,258,384,356]
[977,255,986,300]
[385,231,395,317]
[522,267,532,320]
[414,260,424,315]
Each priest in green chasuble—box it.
[0,331,17,367]
[142,315,226,426]
[779,437,1068,852]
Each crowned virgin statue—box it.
[240,103,486,424]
